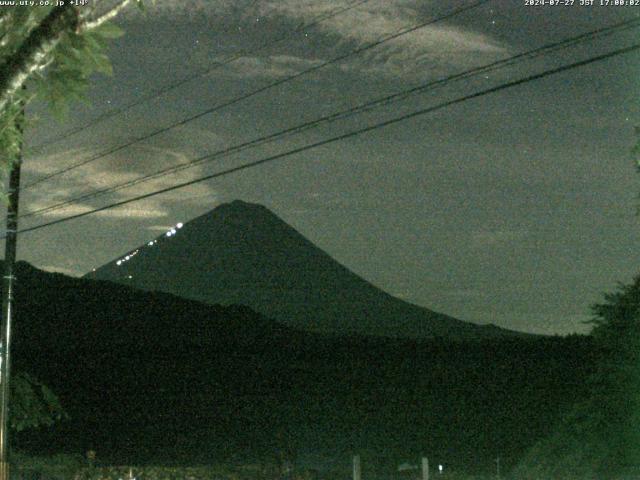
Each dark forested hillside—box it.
[9,262,593,474]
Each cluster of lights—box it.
[165,222,183,237]
[115,222,184,267]
[116,248,140,266]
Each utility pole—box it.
[421,457,429,480]
[353,455,361,480]
[0,93,25,480]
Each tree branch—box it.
[0,11,13,48]
[0,5,79,113]
[0,33,9,50]
[81,0,134,31]
[0,11,11,26]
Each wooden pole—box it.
[353,455,361,480]
[421,457,429,480]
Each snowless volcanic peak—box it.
[87,200,525,340]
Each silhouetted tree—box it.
[0,2,149,191]
[10,372,65,432]
[512,276,640,479]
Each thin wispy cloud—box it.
[143,0,508,79]
[28,201,169,220]
[222,54,325,79]
[39,265,84,277]
[256,0,508,76]
[21,127,221,223]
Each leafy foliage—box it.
[11,372,67,431]
[0,6,125,183]
[0,95,25,181]
[0,0,139,441]
[11,452,86,480]
[512,277,640,479]
[39,22,123,117]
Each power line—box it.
[12,42,640,238]
[21,16,640,220]
[26,0,488,187]
[23,0,493,190]
[26,0,372,154]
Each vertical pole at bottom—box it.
[0,95,24,480]
[421,457,429,480]
[353,455,361,480]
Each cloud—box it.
[146,224,179,232]
[123,0,238,21]
[21,125,221,224]
[39,265,84,277]
[138,0,508,79]
[256,0,508,76]
[30,203,169,220]
[222,54,325,79]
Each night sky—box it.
[9,0,640,335]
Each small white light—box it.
[125,255,130,260]
[176,223,183,229]
[166,231,172,237]
[148,241,154,246]
[127,275,132,279]
[438,465,443,473]
[116,260,122,266]
[171,228,176,234]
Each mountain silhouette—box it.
[4,262,591,470]
[87,200,522,339]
